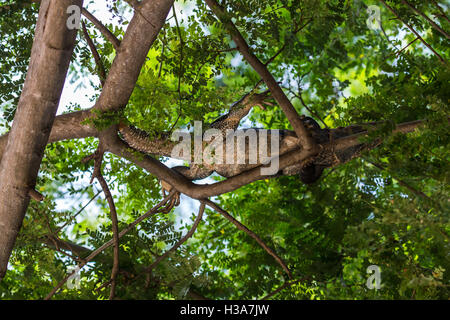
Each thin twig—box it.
[203,199,292,279]
[55,187,104,234]
[42,243,81,263]
[44,192,176,300]
[379,0,446,64]
[81,22,107,86]
[144,202,205,273]
[402,0,449,39]
[127,1,156,29]
[204,0,317,152]
[82,8,121,50]
[173,5,184,130]
[82,146,120,299]
[95,279,112,293]
[260,279,305,300]
[42,236,94,261]
[283,87,328,128]
[383,37,419,62]
[158,36,166,78]
[95,172,120,300]
[29,189,44,201]
[430,0,450,23]
[264,18,312,66]
[366,160,437,205]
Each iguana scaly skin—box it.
[118,90,368,188]
[119,90,284,180]
[118,123,175,158]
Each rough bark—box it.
[0,0,175,281]
[0,110,97,163]
[0,0,438,282]
[103,119,428,199]
[0,0,83,280]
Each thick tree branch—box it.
[104,119,429,200]
[0,0,84,281]
[81,21,107,86]
[0,110,97,169]
[0,111,433,204]
[104,132,306,199]
[204,0,317,152]
[0,109,434,211]
[0,2,173,276]
[93,0,174,113]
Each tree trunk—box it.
[0,0,83,280]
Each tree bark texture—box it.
[0,0,83,279]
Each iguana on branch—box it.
[118,90,370,202]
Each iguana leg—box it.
[172,165,214,181]
[160,179,180,212]
[284,116,330,184]
[156,89,274,203]
[120,88,276,204]
[158,165,213,210]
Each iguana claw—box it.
[160,180,180,212]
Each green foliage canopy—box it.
[0,0,448,299]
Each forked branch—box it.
[143,202,205,273]
[44,191,176,300]
[204,0,317,152]
[203,199,292,279]
[82,8,121,50]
